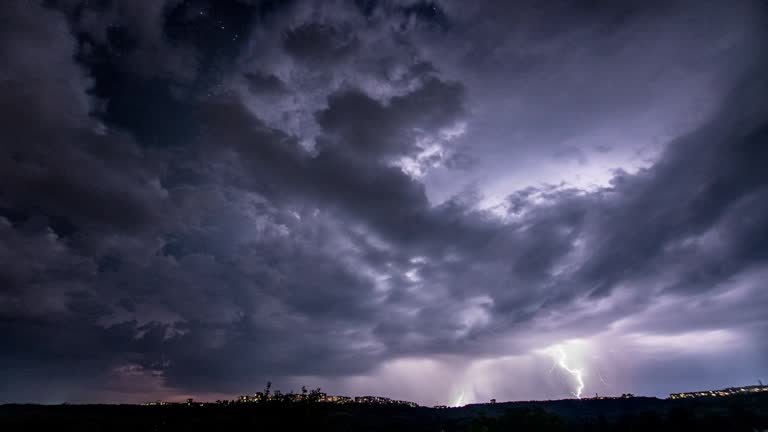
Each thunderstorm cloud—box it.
[1,0,767,405]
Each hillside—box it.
[2,393,768,431]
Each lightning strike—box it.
[452,390,465,407]
[598,371,609,387]
[555,346,585,399]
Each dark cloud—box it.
[1,0,767,405]
[283,22,358,64]
[316,77,464,159]
[243,71,288,94]
[62,0,199,81]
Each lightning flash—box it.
[554,346,585,399]
[452,390,465,407]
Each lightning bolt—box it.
[452,390,465,407]
[555,346,584,399]
[598,371,609,387]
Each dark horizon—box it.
[2,0,768,407]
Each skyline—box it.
[130,382,768,408]
[1,0,768,407]
[7,380,768,407]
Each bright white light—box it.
[452,389,465,407]
[404,268,420,282]
[553,346,585,399]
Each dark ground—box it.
[2,393,768,431]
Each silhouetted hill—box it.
[457,396,669,418]
[2,393,768,431]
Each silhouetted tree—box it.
[308,387,324,403]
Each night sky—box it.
[1,0,767,406]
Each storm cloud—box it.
[1,0,767,405]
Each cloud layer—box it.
[1,0,767,405]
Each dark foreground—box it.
[2,393,768,431]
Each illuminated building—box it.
[669,384,768,399]
[351,396,418,406]
[320,395,352,403]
